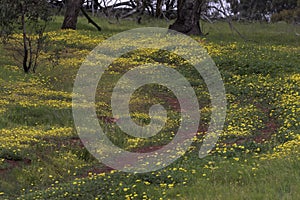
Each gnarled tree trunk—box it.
[61,0,84,29]
[169,0,205,35]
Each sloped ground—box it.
[0,19,299,199]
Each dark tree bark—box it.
[165,0,176,19]
[21,6,30,73]
[156,0,163,18]
[80,7,102,31]
[169,0,205,35]
[61,0,84,30]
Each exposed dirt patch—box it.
[224,121,278,146]
[132,145,163,153]
[65,138,85,148]
[253,103,279,143]
[0,158,31,174]
[97,116,118,124]
[254,120,278,143]
[85,165,114,176]
[160,96,181,112]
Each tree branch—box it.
[217,0,250,42]
[80,7,101,31]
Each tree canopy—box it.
[0,0,52,73]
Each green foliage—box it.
[0,0,53,73]
[5,106,73,126]
[0,0,52,38]
[271,8,300,23]
[0,0,19,38]
[272,0,298,12]
[227,0,298,21]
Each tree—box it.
[169,0,207,35]
[60,0,208,35]
[226,0,298,21]
[156,0,164,18]
[61,0,101,30]
[0,0,52,73]
[271,0,300,23]
[271,0,297,13]
[61,0,84,29]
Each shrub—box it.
[271,8,300,23]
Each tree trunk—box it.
[61,0,84,30]
[21,6,30,73]
[169,0,205,35]
[156,0,163,18]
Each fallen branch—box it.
[216,0,251,42]
[120,8,138,19]
[80,7,101,31]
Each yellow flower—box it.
[233,157,240,161]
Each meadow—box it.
[0,16,299,199]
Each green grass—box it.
[0,16,299,199]
[47,15,172,34]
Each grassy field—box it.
[0,16,299,199]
